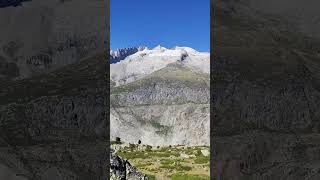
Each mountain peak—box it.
[152,45,167,51]
[172,46,199,54]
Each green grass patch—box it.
[117,151,147,159]
[160,164,192,171]
[160,159,186,166]
[135,162,153,169]
[171,173,210,180]
[160,164,175,170]
[175,165,192,171]
[194,156,210,164]
[145,174,156,180]
[184,148,195,155]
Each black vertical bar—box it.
[210,0,215,179]
[106,0,111,179]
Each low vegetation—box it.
[113,143,210,180]
[170,173,210,180]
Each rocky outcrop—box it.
[212,0,320,179]
[110,47,146,64]
[110,149,148,180]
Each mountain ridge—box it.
[110,45,210,86]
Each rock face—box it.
[110,149,148,180]
[110,47,146,64]
[212,0,320,179]
[111,62,210,146]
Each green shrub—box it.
[129,143,136,151]
[146,145,152,152]
[115,137,121,142]
[195,149,202,156]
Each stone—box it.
[110,149,148,180]
[180,153,190,159]
[201,149,210,157]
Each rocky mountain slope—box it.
[212,0,320,179]
[110,47,210,146]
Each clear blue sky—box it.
[111,0,210,52]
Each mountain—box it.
[110,46,210,146]
[110,45,210,86]
[212,0,320,179]
[110,46,146,64]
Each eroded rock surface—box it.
[111,63,210,146]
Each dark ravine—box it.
[212,0,320,179]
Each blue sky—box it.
[110,0,210,52]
